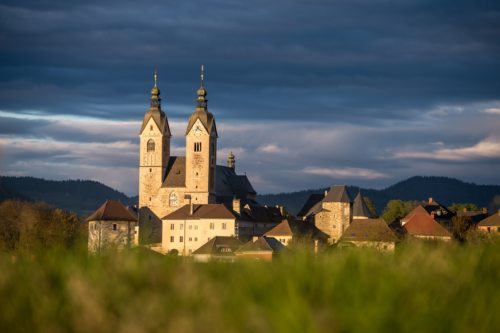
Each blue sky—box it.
[0,0,499,195]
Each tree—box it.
[381,200,419,224]
[363,197,378,218]
[452,215,474,242]
[449,203,479,213]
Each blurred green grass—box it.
[0,241,499,333]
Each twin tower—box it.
[138,67,219,234]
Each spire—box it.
[227,151,235,171]
[150,68,161,109]
[196,64,208,112]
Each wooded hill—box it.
[1,175,498,217]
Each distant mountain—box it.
[257,176,500,216]
[0,176,135,216]
[1,175,498,218]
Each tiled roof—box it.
[340,218,398,243]
[86,200,137,222]
[162,204,237,220]
[297,193,324,217]
[192,236,243,255]
[402,205,429,222]
[265,219,328,239]
[478,212,500,227]
[163,156,186,187]
[265,219,293,237]
[403,213,452,238]
[352,192,372,218]
[238,204,284,224]
[324,185,352,203]
[236,236,286,253]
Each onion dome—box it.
[140,69,171,136]
[186,65,217,136]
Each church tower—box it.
[138,70,171,210]
[185,65,217,204]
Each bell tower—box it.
[185,65,217,204]
[138,69,171,209]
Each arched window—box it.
[194,142,202,152]
[147,139,155,152]
[169,192,178,207]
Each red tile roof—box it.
[403,213,451,238]
[86,200,137,222]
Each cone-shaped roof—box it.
[352,192,372,218]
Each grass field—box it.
[0,241,499,333]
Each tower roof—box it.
[185,65,217,136]
[352,192,373,218]
[324,185,352,203]
[140,69,171,136]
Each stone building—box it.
[192,236,243,262]
[87,200,138,253]
[299,185,353,244]
[138,67,266,243]
[235,236,286,261]
[264,218,328,248]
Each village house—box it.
[339,218,398,251]
[477,210,500,234]
[401,205,452,241]
[87,200,138,253]
[191,236,243,262]
[235,236,286,261]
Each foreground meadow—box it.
[0,241,499,333]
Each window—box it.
[147,139,155,152]
[113,224,117,231]
[150,125,153,131]
[149,168,152,172]
[170,224,174,230]
[497,227,500,232]
[170,236,174,242]
[194,225,198,230]
[194,142,202,152]
[169,192,179,207]
[180,224,184,230]
[189,225,192,230]
[180,236,184,242]
[189,237,192,242]
[195,237,198,241]
[487,227,491,232]
[210,222,214,229]
[222,223,227,230]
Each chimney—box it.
[430,211,436,218]
[324,190,328,197]
[232,198,241,215]
[463,207,467,212]
[482,207,487,214]
[428,197,433,204]
[279,205,286,217]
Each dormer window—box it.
[147,139,155,152]
[194,142,202,152]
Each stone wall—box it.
[88,220,137,253]
[313,202,352,244]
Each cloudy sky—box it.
[0,0,499,195]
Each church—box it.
[138,67,282,244]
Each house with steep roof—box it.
[477,210,500,234]
[191,236,243,262]
[264,218,328,248]
[422,197,455,229]
[402,205,452,241]
[235,236,286,261]
[339,218,398,251]
[87,200,138,253]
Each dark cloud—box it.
[0,0,499,194]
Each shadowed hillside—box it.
[257,176,500,215]
[0,176,135,216]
